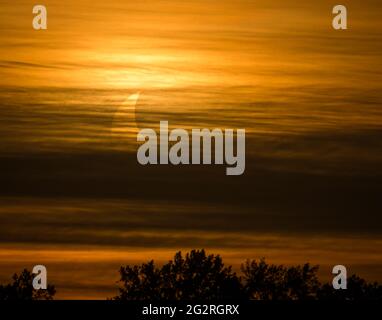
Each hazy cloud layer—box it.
[0,0,381,298]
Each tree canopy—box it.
[1,250,380,300]
[0,269,56,300]
[114,249,382,301]
[114,250,243,300]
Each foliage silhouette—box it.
[114,249,243,300]
[1,251,380,300]
[241,258,320,300]
[115,250,381,301]
[0,269,56,300]
[318,275,382,300]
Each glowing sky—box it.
[0,0,381,298]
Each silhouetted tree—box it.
[114,250,381,301]
[318,274,382,300]
[116,260,162,300]
[114,249,243,300]
[241,258,320,300]
[0,269,55,300]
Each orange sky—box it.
[0,0,381,299]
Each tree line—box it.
[1,250,381,300]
